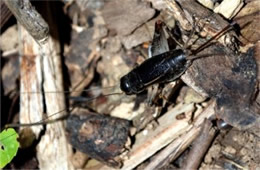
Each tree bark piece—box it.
[4,0,49,42]
[67,110,130,167]
[182,44,259,130]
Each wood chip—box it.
[214,0,243,19]
[102,0,155,36]
[120,19,156,49]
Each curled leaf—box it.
[0,128,19,168]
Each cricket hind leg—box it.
[146,20,183,105]
[163,21,184,50]
[147,20,194,106]
[148,20,170,58]
[147,20,170,105]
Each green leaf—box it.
[0,128,19,168]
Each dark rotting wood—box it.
[0,1,12,29]
[183,44,258,129]
[66,112,130,167]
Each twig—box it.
[143,101,216,169]
[182,119,217,170]
[4,0,49,43]
[165,0,192,31]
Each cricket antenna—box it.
[187,21,237,60]
[5,86,124,128]
[5,108,71,128]
[20,84,120,95]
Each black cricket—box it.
[120,49,188,95]
[120,20,233,95]
[4,19,237,168]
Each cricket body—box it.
[120,49,189,95]
[120,19,233,95]
[120,20,190,95]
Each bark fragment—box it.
[67,111,130,167]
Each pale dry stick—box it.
[19,2,74,170]
[38,40,74,170]
[143,123,200,170]
[219,157,248,170]
[37,3,74,169]
[143,101,216,170]
[19,25,45,139]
